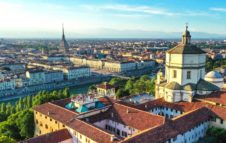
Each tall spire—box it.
[62,23,65,39]
[182,23,191,45]
[60,23,69,54]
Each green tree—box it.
[133,80,146,94]
[0,121,20,140]
[62,88,70,98]
[109,78,125,87]
[89,85,97,91]
[125,79,134,92]
[140,75,150,81]
[116,89,129,99]
[0,103,6,112]
[0,112,7,122]
[0,135,16,143]
[16,110,34,138]
[207,127,226,143]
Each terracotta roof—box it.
[20,129,72,143]
[136,98,226,120]
[34,102,78,124]
[195,91,226,105]
[172,107,212,133]
[83,102,165,131]
[32,96,226,143]
[67,119,121,143]
[121,123,178,143]
[122,107,212,143]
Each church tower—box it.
[60,24,69,54]
[155,25,219,103]
[165,25,206,85]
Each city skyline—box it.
[0,0,226,38]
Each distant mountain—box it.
[1,28,226,39]
[76,28,226,39]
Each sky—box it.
[0,0,226,38]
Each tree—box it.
[62,88,70,98]
[133,80,146,94]
[116,89,129,99]
[0,103,6,113]
[140,75,150,81]
[89,85,97,91]
[0,121,20,140]
[0,112,7,122]
[109,78,125,87]
[16,110,34,138]
[125,79,134,92]
[0,136,16,143]
[207,127,226,143]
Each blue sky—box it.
[0,0,226,38]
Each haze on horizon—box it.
[0,0,226,39]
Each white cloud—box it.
[81,4,175,16]
[80,4,214,17]
[210,7,226,12]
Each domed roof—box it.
[205,71,223,79]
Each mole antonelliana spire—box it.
[60,23,69,54]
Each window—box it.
[173,70,177,78]
[220,119,224,124]
[80,135,82,139]
[187,71,191,79]
[173,136,177,141]
[122,131,127,137]
[45,124,48,129]
[117,129,120,136]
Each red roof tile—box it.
[20,129,72,143]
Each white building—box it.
[26,69,46,86]
[63,66,91,80]
[44,70,64,83]
[155,26,220,103]
[0,79,16,91]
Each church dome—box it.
[204,71,224,88]
[205,71,223,79]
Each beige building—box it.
[96,82,115,97]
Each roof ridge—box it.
[76,119,116,137]
[48,102,78,115]
[115,102,165,120]
[172,106,207,120]
[121,124,165,143]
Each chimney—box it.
[127,108,129,114]
[47,111,50,115]
[110,135,115,142]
